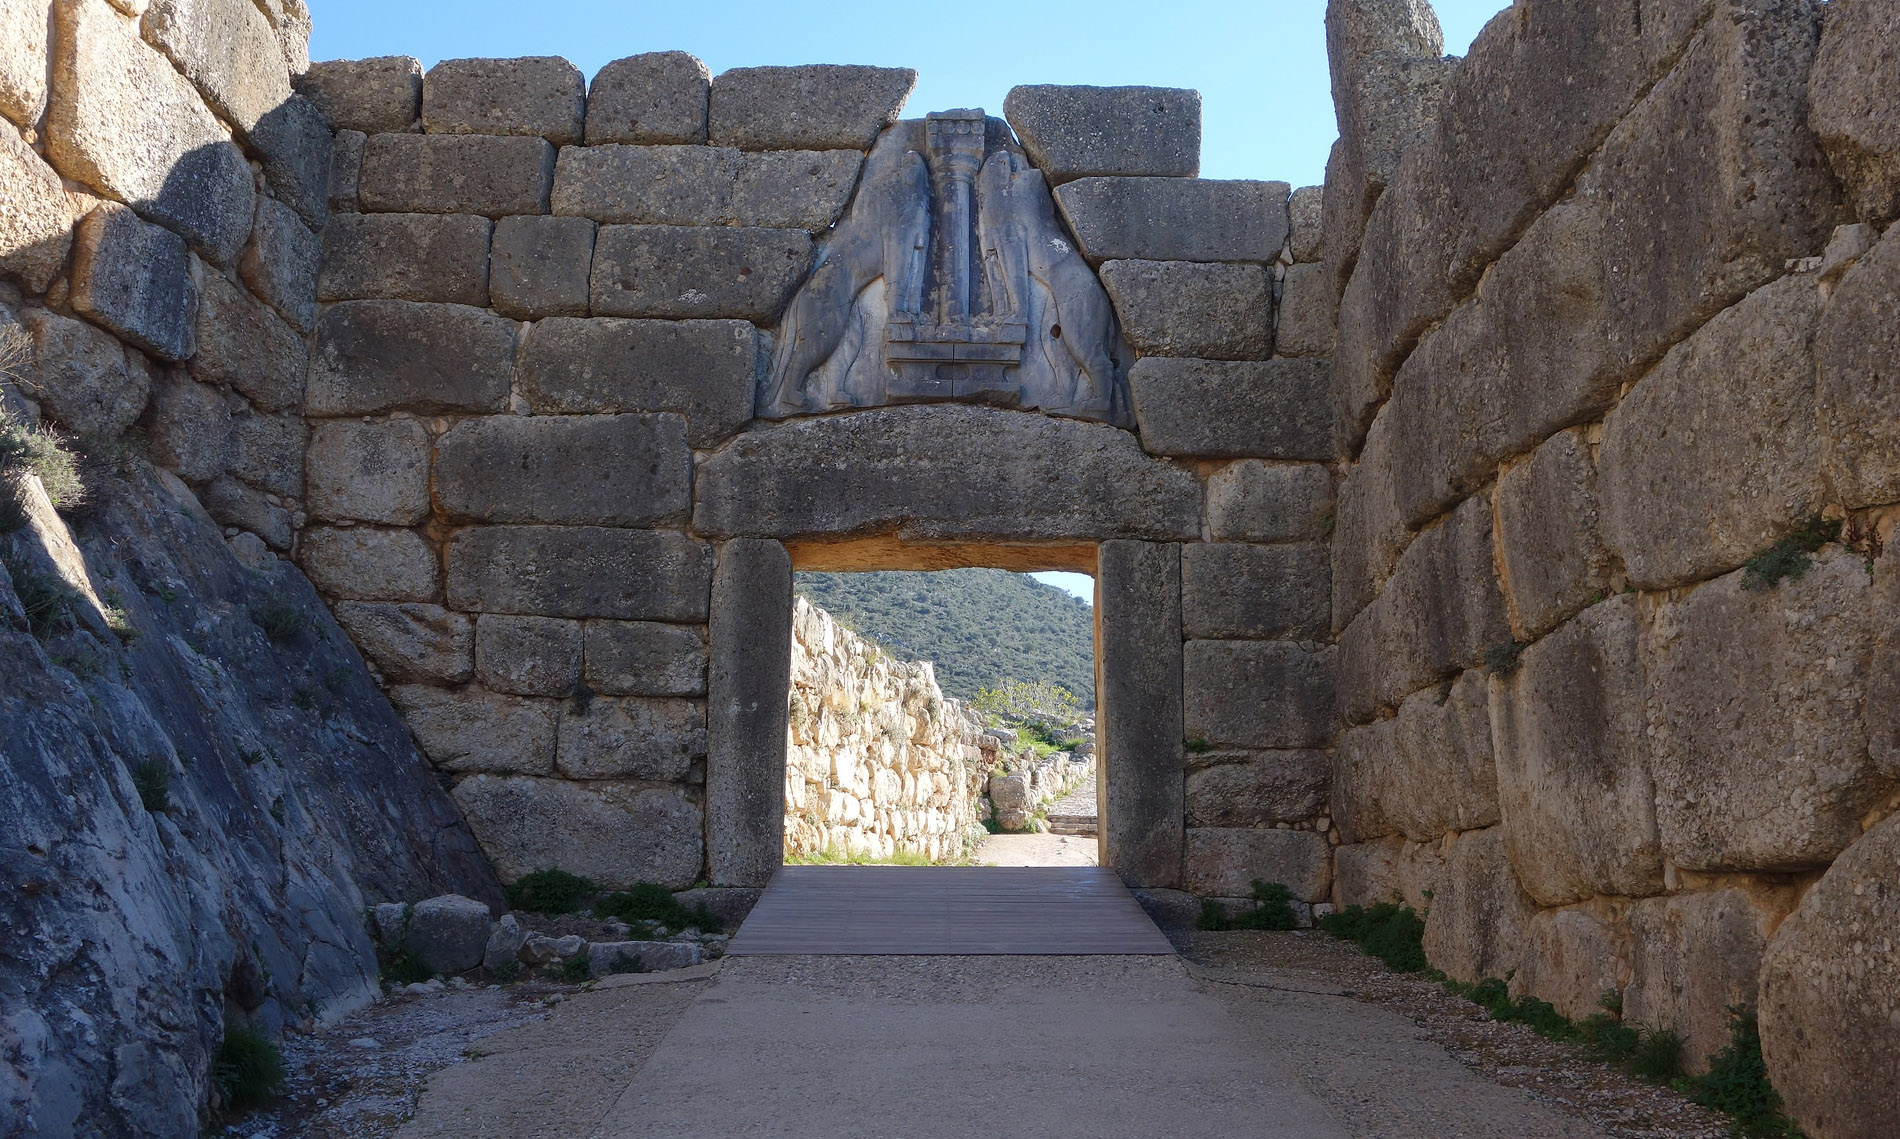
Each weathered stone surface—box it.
[482,913,527,971]
[586,51,710,145]
[223,409,304,496]
[423,57,585,144]
[1098,541,1183,888]
[1330,411,1409,628]
[1600,275,1825,591]
[249,90,333,230]
[146,374,228,482]
[239,196,321,334]
[201,474,293,547]
[1274,263,1336,359]
[392,686,557,775]
[358,133,555,217]
[1333,668,1498,845]
[558,696,705,781]
[1205,462,1334,543]
[1491,596,1663,906]
[694,406,1200,543]
[1129,358,1330,461]
[1183,641,1334,750]
[584,621,706,698]
[1809,0,1900,223]
[1288,184,1323,263]
[589,225,811,321]
[707,539,791,886]
[140,0,289,136]
[1184,751,1328,828]
[731,149,862,230]
[1054,178,1289,264]
[1816,224,1900,508]
[1496,430,1613,641]
[587,940,701,976]
[435,414,691,527]
[0,124,71,294]
[304,418,431,525]
[328,128,364,212]
[298,526,437,602]
[474,614,581,697]
[1180,543,1330,641]
[1759,813,1900,1139]
[0,0,49,128]
[709,65,914,151]
[1644,549,1894,872]
[1101,260,1273,360]
[70,203,194,361]
[517,317,754,447]
[1334,838,1403,908]
[1421,826,1538,984]
[1003,85,1199,183]
[307,301,515,415]
[15,307,151,438]
[1183,828,1331,903]
[457,776,700,891]
[317,212,493,305]
[404,895,491,975]
[1330,715,1399,844]
[294,56,421,133]
[1627,886,1790,1074]
[47,0,255,265]
[333,602,472,685]
[489,214,594,319]
[446,526,713,622]
[551,143,739,225]
[1509,906,1626,1025]
[189,270,305,413]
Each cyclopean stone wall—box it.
[1321,1,1899,1133]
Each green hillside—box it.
[794,570,1095,708]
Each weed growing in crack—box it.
[129,759,170,813]
[1484,639,1527,676]
[251,603,308,643]
[1693,1008,1804,1137]
[212,1023,285,1113]
[1742,516,1842,591]
[1318,901,1429,972]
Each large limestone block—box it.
[392,686,557,775]
[1644,549,1894,872]
[1490,597,1663,907]
[225,409,304,496]
[586,51,710,145]
[333,602,472,685]
[303,418,432,525]
[422,57,585,145]
[489,214,593,320]
[189,270,306,413]
[1180,543,1330,641]
[0,125,73,294]
[516,316,754,447]
[1184,751,1328,828]
[1330,409,1410,628]
[584,621,707,698]
[1098,540,1184,889]
[434,414,691,527]
[1003,85,1199,183]
[248,90,333,230]
[1758,814,1900,1139]
[16,307,152,439]
[317,212,493,305]
[1496,430,1613,641]
[1626,886,1790,1074]
[1816,224,1900,508]
[1100,260,1273,361]
[358,134,555,217]
[298,525,437,602]
[1288,185,1322,263]
[1128,358,1330,461]
[708,65,914,151]
[307,301,515,416]
[404,895,492,975]
[589,225,811,321]
[1809,0,1900,222]
[1334,668,1498,846]
[1334,838,1403,907]
[557,696,706,781]
[1599,275,1825,591]
[707,539,791,887]
[550,143,739,225]
[1183,828,1331,903]
[730,149,862,230]
[1053,178,1290,264]
[693,406,1201,543]
[294,56,421,133]
[1183,641,1334,750]
[1421,826,1537,984]
[70,202,194,361]
[474,614,581,697]
[1330,716,1399,845]
[46,0,254,265]
[140,0,291,136]
[145,373,229,482]
[446,526,713,622]
[1273,263,1336,359]
[453,775,704,890]
[0,0,49,127]
[239,196,320,334]
[1205,461,1334,544]
[1509,906,1627,1025]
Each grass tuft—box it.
[1484,640,1527,676]
[504,868,597,915]
[0,407,86,512]
[1693,1008,1804,1137]
[2,552,77,639]
[212,1023,285,1112]
[593,881,720,932]
[129,759,170,813]
[1318,902,1430,973]
[251,603,308,643]
[1742,516,1843,591]
[1198,880,1301,931]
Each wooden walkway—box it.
[724,865,1175,955]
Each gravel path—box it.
[1049,774,1098,819]
[971,831,1100,865]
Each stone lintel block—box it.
[1101,260,1273,361]
[1204,461,1334,543]
[0,122,73,294]
[298,525,439,602]
[731,149,863,230]
[489,214,595,319]
[584,620,707,697]
[190,269,307,413]
[1182,828,1330,903]
[452,774,704,890]
[1054,177,1289,264]
[1421,826,1538,985]
[307,300,515,416]
[1183,640,1334,751]
[1816,223,1900,508]
[434,413,692,527]
[586,51,711,145]
[1184,750,1328,828]
[589,225,812,322]
[333,601,472,685]
[551,143,739,225]
[317,212,493,306]
[474,613,582,697]
[709,65,915,151]
[557,695,706,781]
[423,56,586,145]
[707,538,792,886]
[446,525,713,622]
[1496,428,1614,641]
[303,417,432,525]
[239,196,322,334]
[1003,85,1200,183]
[295,56,422,133]
[517,316,755,447]
[70,202,195,361]
[1129,357,1330,461]
[1273,262,1337,359]
[1809,0,1900,224]
[359,133,555,217]
[392,686,557,775]
[1180,542,1330,641]
[1098,540,1184,889]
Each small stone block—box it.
[1129,358,1330,460]
[1054,177,1290,263]
[584,621,708,697]
[304,417,433,525]
[1205,462,1335,543]
[433,413,693,527]
[586,52,710,145]
[423,57,586,145]
[307,300,516,416]
[1101,260,1274,360]
[490,214,595,319]
[589,225,812,321]
[551,143,739,225]
[298,526,439,602]
[475,614,583,696]
[1181,543,1331,640]
[517,316,757,447]
[1003,85,1200,183]
[359,133,555,217]
[70,203,195,361]
[709,65,915,150]
[446,526,713,622]
[295,56,422,133]
[317,212,493,305]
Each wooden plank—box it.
[724,866,1175,955]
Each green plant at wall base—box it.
[490,959,520,984]
[129,759,170,813]
[3,555,76,639]
[1184,737,1212,754]
[594,881,721,932]
[1318,902,1429,973]
[251,603,308,643]
[552,956,592,983]
[212,1023,285,1112]
[1447,975,1577,1040]
[1693,1009,1805,1138]
[0,408,86,511]
[381,947,434,986]
[1197,882,1302,932]
[1484,640,1527,676]
[1196,898,1233,931]
[1742,516,1843,592]
[506,868,598,915]
[606,951,646,975]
